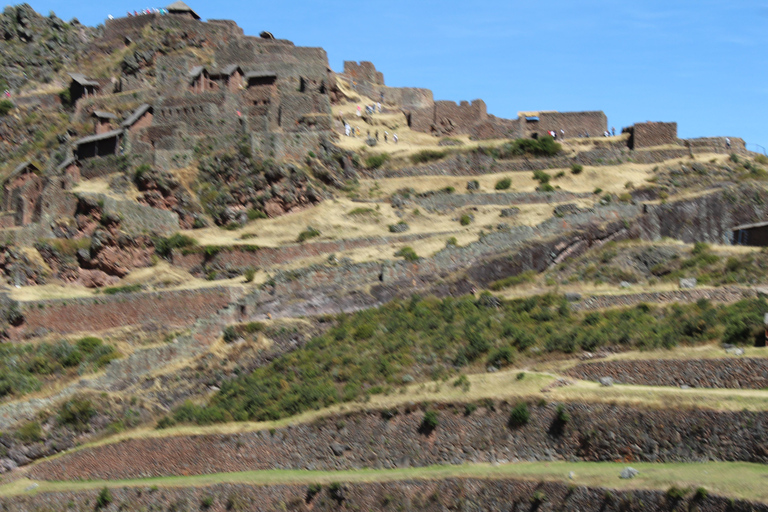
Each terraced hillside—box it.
[1,3,768,511]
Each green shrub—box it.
[487,345,516,368]
[666,485,688,501]
[365,153,390,169]
[102,284,142,295]
[570,163,584,174]
[247,208,267,220]
[15,421,42,443]
[755,155,768,165]
[495,177,512,190]
[201,495,214,508]
[499,136,562,158]
[555,404,570,423]
[420,410,439,433]
[530,490,547,504]
[95,488,112,509]
[58,396,96,431]
[538,183,555,192]
[730,153,740,164]
[459,214,472,226]
[533,170,551,184]
[694,487,708,501]
[410,150,447,164]
[243,267,256,283]
[508,402,530,428]
[452,374,471,391]
[0,100,14,116]
[297,227,321,243]
[156,416,176,429]
[154,233,197,258]
[490,270,537,290]
[395,246,419,261]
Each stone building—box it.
[732,221,768,247]
[68,73,100,103]
[75,130,123,160]
[625,121,678,149]
[92,111,118,134]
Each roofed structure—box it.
[166,1,201,20]
[121,104,153,129]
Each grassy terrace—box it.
[3,462,768,503]
[29,366,768,464]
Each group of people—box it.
[125,8,168,16]
[602,127,617,137]
[343,123,398,144]
[356,103,382,116]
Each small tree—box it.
[95,487,113,509]
[0,100,13,116]
[420,410,439,434]
[508,402,530,428]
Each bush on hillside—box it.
[0,100,13,116]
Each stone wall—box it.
[2,480,761,512]
[343,61,384,85]
[572,286,753,311]
[629,121,678,149]
[10,286,236,339]
[567,357,768,389]
[533,111,608,139]
[171,232,443,274]
[28,401,768,481]
[409,99,487,136]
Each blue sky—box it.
[20,0,768,150]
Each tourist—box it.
[377,102,381,113]
[393,133,398,144]
[726,137,731,148]
[375,130,379,141]
[345,123,350,137]
[560,129,565,140]
[611,126,616,136]
[356,105,361,117]
[384,131,388,143]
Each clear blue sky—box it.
[19,0,768,151]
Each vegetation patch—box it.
[410,150,448,164]
[0,337,119,399]
[166,293,767,424]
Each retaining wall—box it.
[11,286,236,339]
[572,287,754,311]
[2,479,762,512]
[566,357,768,389]
[29,401,768,481]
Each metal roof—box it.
[74,129,123,146]
[244,70,277,80]
[92,110,117,120]
[732,220,768,231]
[56,156,76,171]
[218,64,243,76]
[121,104,152,128]
[68,73,100,87]
[188,65,205,79]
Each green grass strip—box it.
[2,461,768,503]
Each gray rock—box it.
[620,281,633,289]
[565,292,582,302]
[389,222,409,233]
[726,347,745,356]
[466,180,479,190]
[679,278,697,289]
[599,377,614,387]
[620,467,639,479]
[500,207,520,218]
[330,443,347,456]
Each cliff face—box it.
[0,4,97,90]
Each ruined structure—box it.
[625,121,678,149]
